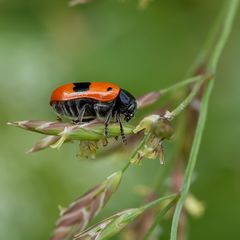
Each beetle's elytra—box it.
[50,82,137,143]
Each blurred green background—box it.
[1,0,240,239]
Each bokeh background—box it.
[1,0,240,239]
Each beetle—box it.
[50,82,137,143]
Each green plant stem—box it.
[170,1,239,239]
[143,197,178,240]
[121,133,151,173]
[159,75,203,95]
[141,193,178,210]
[170,80,214,240]
[186,2,228,76]
[208,1,239,73]
[169,79,204,119]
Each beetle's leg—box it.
[72,119,80,124]
[56,115,62,122]
[103,108,114,146]
[116,113,127,144]
[67,100,78,119]
[75,100,88,122]
[78,104,88,123]
[114,111,119,141]
[104,108,114,137]
[72,103,88,124]
[94,102,115,146]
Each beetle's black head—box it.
[118,89,137,122]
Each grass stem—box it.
[170,1,239,239]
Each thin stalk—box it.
[170,80,214,240]
[159,75,203,95]
[141,193,178,210]
[170,81,202,119]
[143,198,178,240]
[207,0,239,73]
[169,79,204,119]
[170,1,239,239]
[122,133,151,173]
[186,1,229,76]
[137,75,204,110]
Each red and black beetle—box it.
[50,82,137,142]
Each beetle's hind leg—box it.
[116,113,127,144]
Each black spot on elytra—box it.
[107,87,113,91]
[73,82,91,92]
